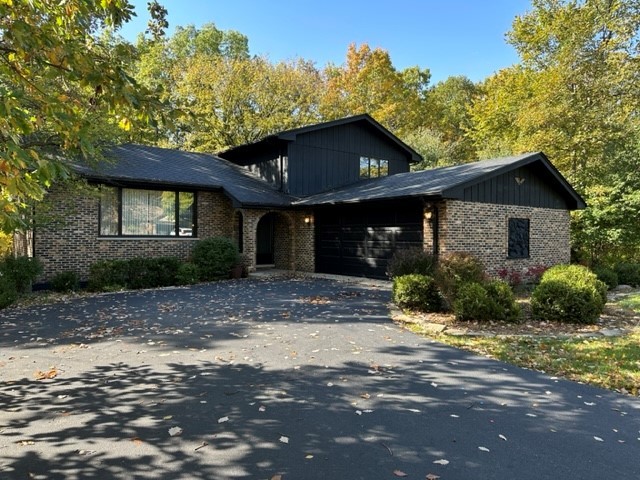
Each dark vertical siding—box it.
[462,165,568,209]
[288,122,412,196]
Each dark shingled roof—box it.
[294,152,586,209]
[71,144,295,208]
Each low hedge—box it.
[531,264,607,324]
[435,252,486,307]
[593,266,618,290]
[50,271,80,292]
[88,257,182,292]
[614,262,640,287]
[392,274,443,312]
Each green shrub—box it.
[88,257,184,291]
[435,252,486,307]
[614,262,640,287]
[50,271,80,292]
[485,280,521,322]
[392,274,443,312]
[531,264,607,324]
[191,237,240,281]
[0,256,43,294]
[387,248,437,279]
[0,272,18,308]
[593,266,619,290]
[453,280,520,322]
[88,259,129,291]
[176,262,200,285]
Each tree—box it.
[419,75,479,164]
[320,43,430,137]
[0,0,168,231]
[469,0,640,188]
[174,56,323,151]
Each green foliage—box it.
[0,272,18,309]
[0,0,170,231]
[592,267,619,290]
[88,259,129,292]
[392,274,443,312]
[88,257,184,291]
[386,248,437,279]
[0,256,43,294]
[435,252,486,307]
[531,264,607,324]
[191,237,240,281]
[50,271,80,293]
[176,262,200,285]
[453,280,520,322]
[614,262,640,287]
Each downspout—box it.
[432,203,439,258]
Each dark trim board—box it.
[314,200,423,279]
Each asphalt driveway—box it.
[1,277,639,480]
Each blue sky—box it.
[120,0,532,84]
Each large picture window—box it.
[99,186,196,237]
[359,157,390,179]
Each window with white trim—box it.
[99,186,196,237]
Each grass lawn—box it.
[404,292,640,396]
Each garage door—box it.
[315,201,423,279]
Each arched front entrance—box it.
[256,212,276,265]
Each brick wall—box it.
[438,200,571,277]
[35,186,235,281]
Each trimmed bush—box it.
[88,257,183,291]
[392,274,443,312]
[453,280,520,322]
[435,252,486,307]
[0,256,43,294]
[593,266,619,290]
[0,272,18,309]
[191,237,240,281]
[531,264,607,324]
[88,259,129,291]
[176,262,199,285]
[485,280,521,322]
[50,271,80,292]
[614,262,640,287]
[387,248,437,279]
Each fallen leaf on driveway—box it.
[393,470,408,477]
[16,440,35,446]
[433,459,449,465]
[279,436,289,444]
[426,474,441,480]
[271,475,282,480]
[131,437,144,445]
[168,426,183,436]
[34,368,58,380]
[218,416,229,423]
[478,446,490,452]
[594,436,604,442]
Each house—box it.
[34,114,585,282]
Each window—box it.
[99,186,196,237]
[508,218,529,258]
[359,157,390,179]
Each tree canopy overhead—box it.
[0,0,170,230]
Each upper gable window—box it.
[359,157,390,179]
[99,186,196,237]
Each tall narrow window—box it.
[99,186,119,236]
[178,192,195,236]
[508,218,530,258]
[359,157,370,179]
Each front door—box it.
[256,213,275,265]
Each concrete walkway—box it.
[1,277,639,479]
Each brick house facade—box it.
[33,115,584,283]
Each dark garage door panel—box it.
[315,203,423,278]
